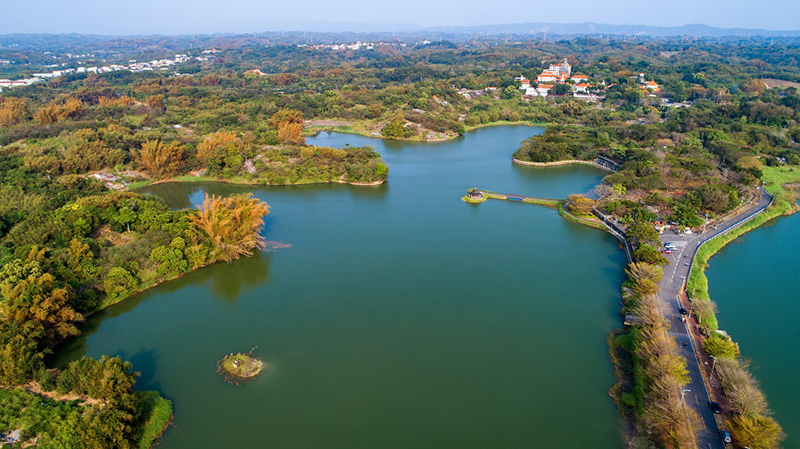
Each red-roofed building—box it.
[644,81,660,91]
[573,83,590,93]
[537,71,557,83]
[536,84,553,97]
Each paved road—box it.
[657,187,773,449]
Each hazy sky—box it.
[2,0,798,34]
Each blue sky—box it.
[2,0,798,34]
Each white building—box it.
[536,84,553,97]
[573,83,590,93]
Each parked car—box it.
[664,242,677,250]
[710,401,721,414]
[662,249,673,254]
[679,307,689,316]
[721,430,732,443]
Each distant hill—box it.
[1,22,799,53]
[425,22,800,38]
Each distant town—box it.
[0,50,221,91]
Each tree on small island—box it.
[216,352,264,385]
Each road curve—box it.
[657,187,773,449]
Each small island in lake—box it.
[217,352,265,385]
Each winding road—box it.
[656,187,773,449]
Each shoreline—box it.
[512,157,615,173]
[512,158,597,168]
[606,175,798,447]
[531,162,798,446]
[128,175,386,191]
[306,120,546,143]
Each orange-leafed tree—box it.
[190,193,270,262]
[270,108,305,145]
[268,108,303,127]
[61,98,85,119]
[0,98,28,126]
[35,104,62,124]
[196,131,243,167]
[146,95,165,110]
[135,140,186,178]
[277,122,304,145]
[97,95,132,107]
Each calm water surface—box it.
[705,206,800,447]
[54,126,626,448]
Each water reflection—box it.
[141,182,390,211]
[144,183,204,210]
[121,348,162,392]
[50,252,274,367]
[55,126,625,449]
[206,252,272,302]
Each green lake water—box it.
[705,206,800,447]
[53,125,627,448]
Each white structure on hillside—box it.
[536,58,572,83]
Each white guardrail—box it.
[685,186,774,296]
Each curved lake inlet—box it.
[53,125,627,449]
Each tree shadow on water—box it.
[139,183,203,210]
[115,348,162,392]
[206,252,273,303]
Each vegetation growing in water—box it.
[217,352,264,385]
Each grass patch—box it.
[173,175,211,183]
[126,179,155,190]
[522,197,561,209]
[686,165,800,329]
[217,353,264,385]
[558,203,607,230]
[133,391,173,449]
[464,120,549,132]
[0,387,84,446]
[461,194,486,203]
[220,353,263,378]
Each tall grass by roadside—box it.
[683,165,798,449]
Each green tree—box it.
[57,356,137,401]
[702,333,739,359]
[567,194,596,216]
[626,220,659,247]
[103,268,138,303]
[634,244,669,266]
[0,324,43,385]
[552,84,572,96]
[149,238,189,278]
[0,260,83,342]
[501,85,520,100]
[671,202,704,227]
[113,207,137,233]
[381,111,406,138]
[728,414,784,449]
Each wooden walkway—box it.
[466,189,561,207]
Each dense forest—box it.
[1,33,799,448]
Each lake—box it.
[53,125,627,449]
[705,205,800,448]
